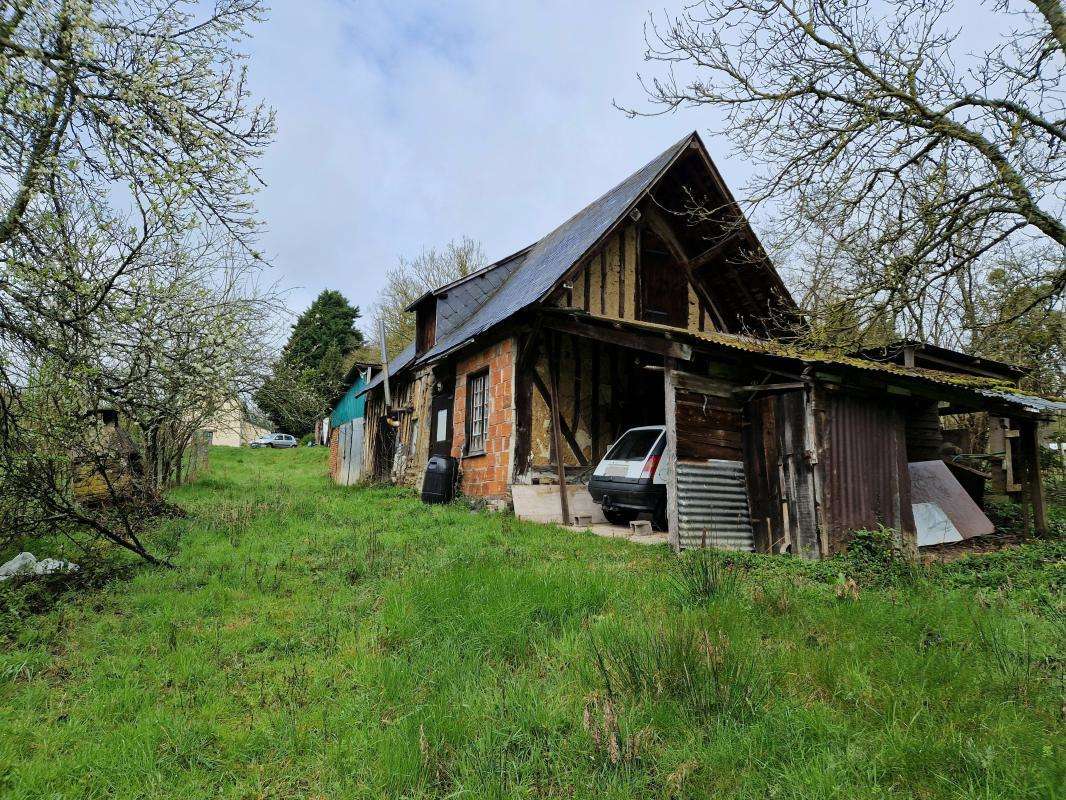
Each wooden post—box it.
[663,357,680,551]
[546,335,571,526]
[1021,419,1048,536]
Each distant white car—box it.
[249,433,298,449]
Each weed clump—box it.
[839,528,921,588]
[590,620,766,723]
[667,547,740,604]
[582,692,652,765]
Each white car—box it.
[249,433,298,449]
[587,425,671,530]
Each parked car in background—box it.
[249,433,298,449]
[587,425,669,530]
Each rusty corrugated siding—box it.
[820,392,915,553]
[676,459,755,552]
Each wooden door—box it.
[429,391,454,458]
[639,228,689,328]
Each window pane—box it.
[467,372,489,452]
[604,429,662,461]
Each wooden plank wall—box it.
[552,220,715,334]
[675,390,743,460]
[904,400,944,461]
[360,368,434,489]
[743,390,821,557]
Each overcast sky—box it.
[243,1,1010,335]
[244,1,738,331]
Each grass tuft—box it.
[667,547,740,604]
[590,619,767,723]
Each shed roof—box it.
[554,311,1065,416]
[852,339,1029,380]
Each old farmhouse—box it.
[334,132,1061,557]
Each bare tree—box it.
[372,236,485,358]
[0,1,275,563]
[632,0,1064,346]
[0,220,278,564]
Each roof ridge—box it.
[409,132,701,366]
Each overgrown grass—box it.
[0,447,1062,799]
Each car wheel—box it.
[603,507,637,526]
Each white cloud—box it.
[245,1,748,327]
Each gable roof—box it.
[411,132,697,366]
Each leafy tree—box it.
[969,266,1065,396]
[0,1,274,564]
[255,291,364,434]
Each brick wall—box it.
[328,427,340,482]
[452,337,515,503]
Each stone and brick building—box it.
[353,132,1060,554]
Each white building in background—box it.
[203,398,271,447]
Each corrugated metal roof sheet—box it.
[976,390,1066,415]
[553,312,1065,415]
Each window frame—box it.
[464,368,490,456]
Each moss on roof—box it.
[567,314,1066,410]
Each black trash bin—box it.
[421,455,458,504]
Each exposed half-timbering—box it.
[350,131,1062,556]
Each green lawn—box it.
[0,446,1062,799]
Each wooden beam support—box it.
[688,228,746,271]
[663,356,680,552]
[1021,419,1048,536]
[541,311,692,362]
[732,381,806,395]
[531,369,588,467]
[545,338,571,525]
[643,204,730,331]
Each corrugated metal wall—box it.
[676,459,755,551]
[330,371,371,428]
[335,419,365,485]
[820,392,915,553]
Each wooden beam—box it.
[546,338,571,525]
[663,356,680,552]
[541,311,692,361]
[1021,419,1048,536]
[531,369,588,467]
[590,342,601,459]
[732,381,806,395]
[512,330,540,481]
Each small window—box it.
[465,369,489,454]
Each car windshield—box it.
[604,429,662,461]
